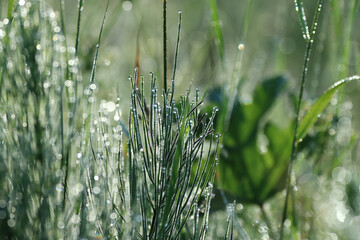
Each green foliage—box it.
[1,0,360,239]
[0,1,81,238]
[212,76,291,205]
[297,75,360,142]
[127,75,218,239]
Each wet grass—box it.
[1,0,360,239]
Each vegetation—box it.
[1,0,360,239]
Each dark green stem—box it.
[170,10,182,104]
[280,0,323,239]
[75,0,84,55]
[163,0,167,91]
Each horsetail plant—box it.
[124,4,219,237]
[126,70,219,239]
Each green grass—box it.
[1,0,360,239]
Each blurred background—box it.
[39,0,360,125]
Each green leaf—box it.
[260,122,293,201]
[216,76,291,205]
[297,75,360,142]
[227,75,287,145]
[7,0,14,20]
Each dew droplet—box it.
[93,187,101,195]
[89,83,97,90]
[110,212,117,220]
[7,219,16,227]
[56,184,64,192]
[122,1,133,11]
[238,43,245,50]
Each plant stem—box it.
[75,0,84,55]
[170,10,182,104]
[280,0,323,239]
[163,0,167,91]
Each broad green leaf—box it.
[260,122,293,201]
[216,76,291,205]
[297,75,360,142]
[209,0,224,63]
[227,76,287,145]
[219,122,292,205]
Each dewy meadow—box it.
[1,0,360,239]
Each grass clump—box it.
[0,1,81,238]
[125,71,218,239]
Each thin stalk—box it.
[163,0,167,91]
[90,0,109,84]
[59,0,70,79]
[62,0,84,209]
[280,0,323,239]
[75,0,84,55]
[170,10,182,104]
[336,0,357,114]
[59,0,68,210]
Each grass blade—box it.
[163,0,168,90]
[170,10,182,105]
[297,75,360,142]
[294,0,310,41]
[90,0,109,83]
[75,0,84,55]
[209,0,224,64]
[7,0,14,20]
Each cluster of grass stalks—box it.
[0,1,80,237]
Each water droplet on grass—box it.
[56,184,64,192]
[238,43,245,51]
[93,187,101,195]
[90,83,97,90]
[57,221,65,229]
[64,80,73,87]
[0,200,6,208]
[110,212,117,219]
[122,1,133,11]
[7,219,16,227]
